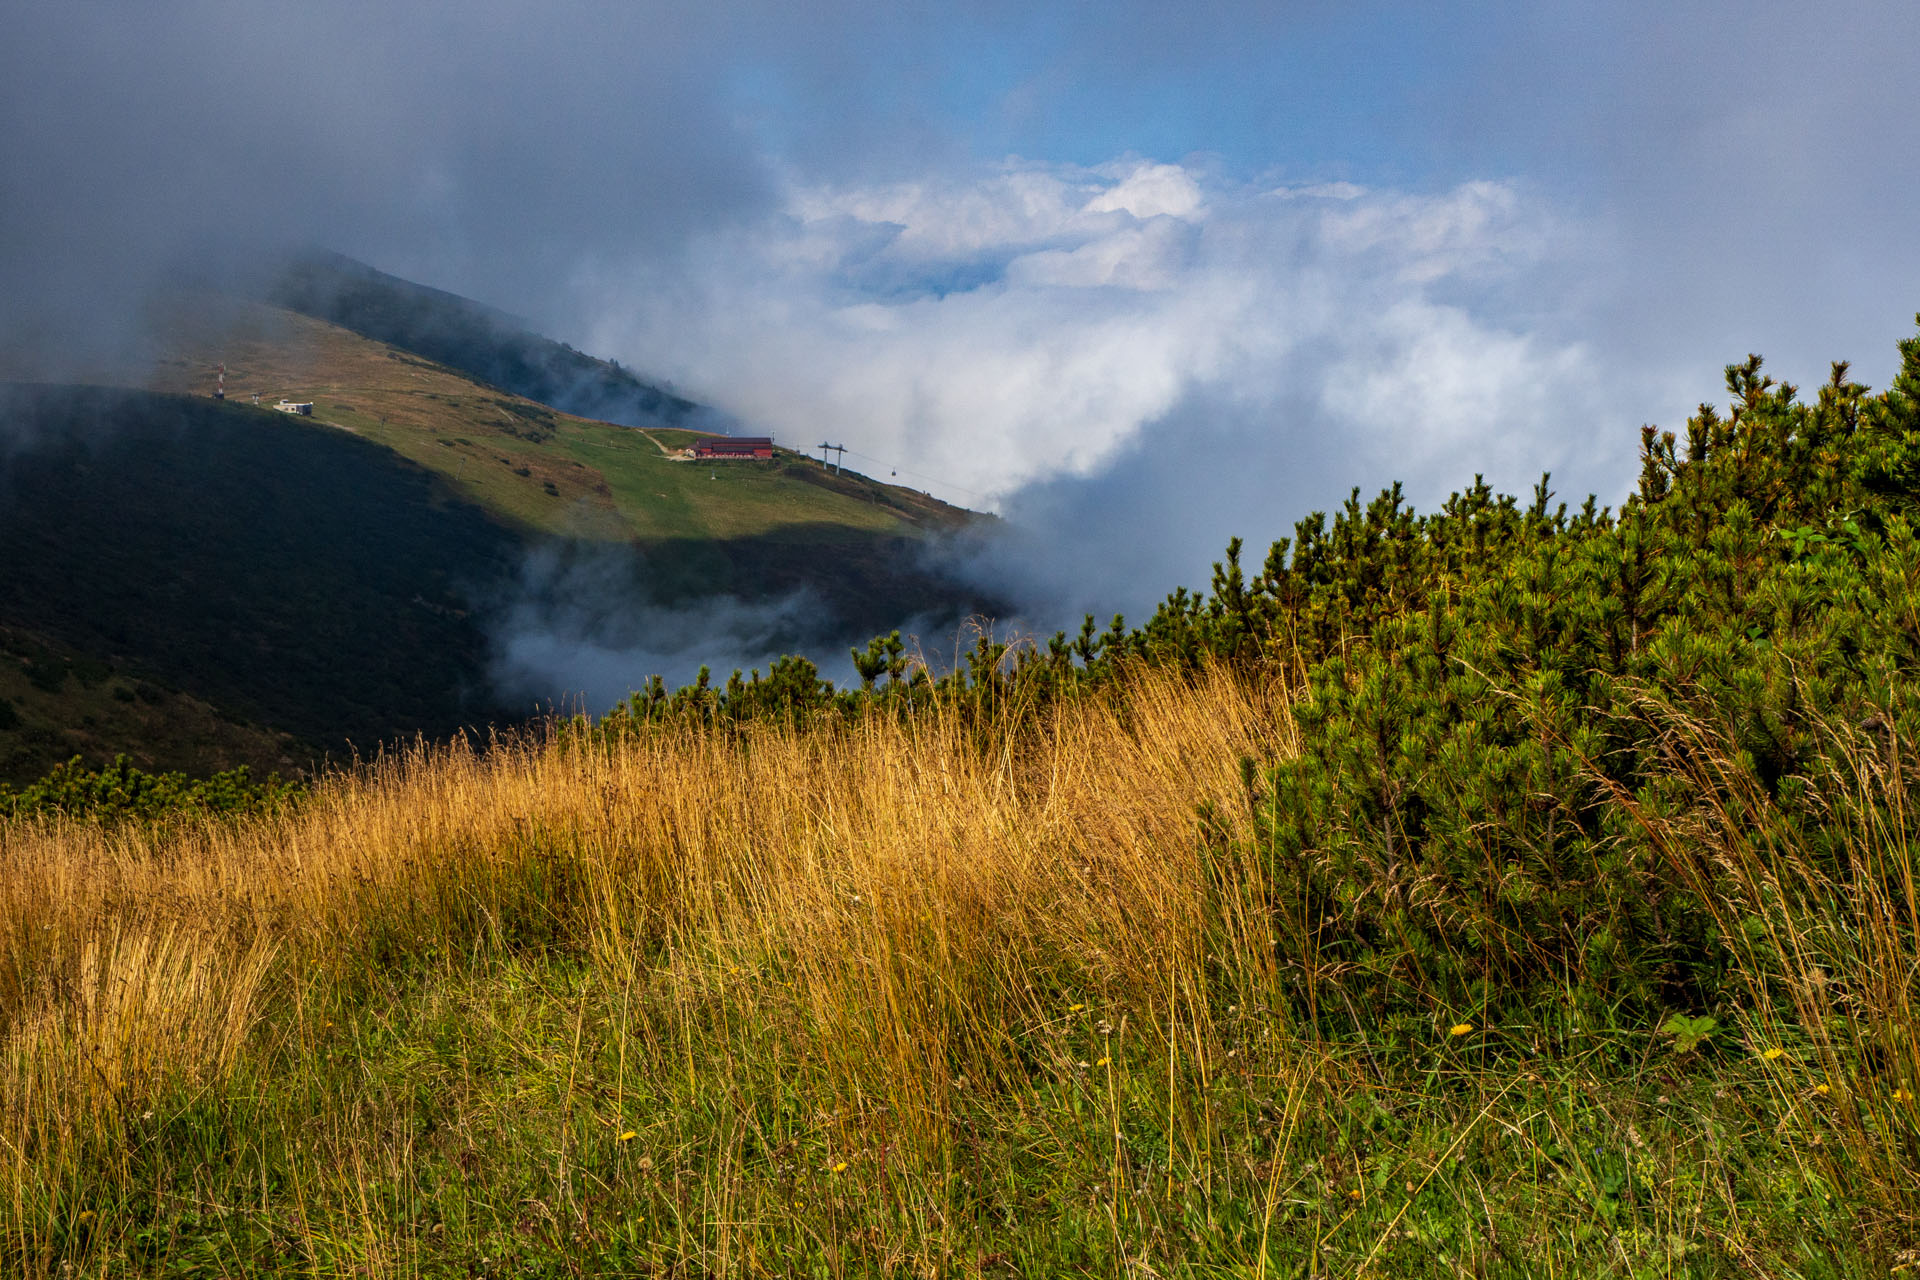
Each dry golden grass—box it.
[3,929,273,1132]
[0,664,1294,1162]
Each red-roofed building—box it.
[693,436,774,460]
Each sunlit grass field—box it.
[2,664,1914,1276]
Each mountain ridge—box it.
[267,250,709,431]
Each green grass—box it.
[17,949,1876,1278]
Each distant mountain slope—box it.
[0,289,995,782]
[268,251,703,429]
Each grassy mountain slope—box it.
[268,251,702,429]
[145,296,969,549]
[143,295,989,634]
[0,622,301,785]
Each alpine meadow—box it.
[6,319,1920,1276]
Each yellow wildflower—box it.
[1812,1084,1831,1096]
[1068,1003,1085,1013]
[616,1131,637,1143]
[1449,1023,1474,1037]
[1096,1057,1111,1067]
[832,1161,849,1173]
[1894,1089,1912,1103]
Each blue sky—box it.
[7,0,1920,689]
[720,4,1488,188]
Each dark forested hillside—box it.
[0,385,520,768]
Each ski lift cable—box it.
[837,447,991,504]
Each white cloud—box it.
[1005,218,1194,290]
[583,159,1620,524]
[1272,181,1366,202]
[1321,300,1596,477]
[1082,162,1205,219]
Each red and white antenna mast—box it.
[212,363,226,400]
